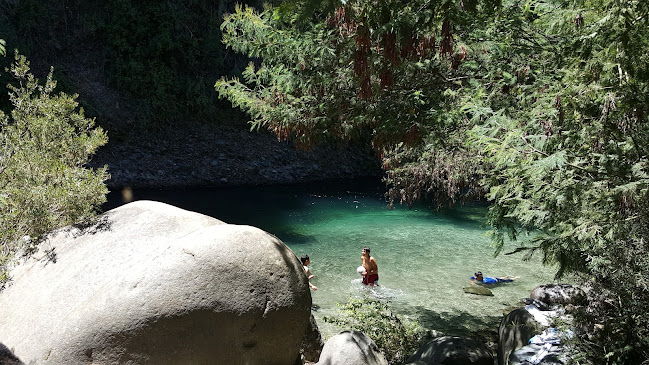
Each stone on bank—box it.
[316,331,388,365]
[0,200,312,364]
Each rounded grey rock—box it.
[0,200,311,364]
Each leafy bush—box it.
[323,296,429,364]
[0,53,109,285]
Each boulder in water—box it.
[530,284,586,306]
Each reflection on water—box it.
[104,179,558,338]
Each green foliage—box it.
[0,0,262,126]
[323,296,428,365]
[0,53,109,284]
[217,0,649,363]
[465,2,649,361]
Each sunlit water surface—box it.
[105,180,558,338]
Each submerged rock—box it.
[463,286,494,296]
[0,200,311,364]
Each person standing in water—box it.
[301,254,317,291]
[361,246,379,286]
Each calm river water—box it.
[104,179,558,338]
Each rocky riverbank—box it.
[88,122,383,190]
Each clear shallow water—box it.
[104,180,558,338]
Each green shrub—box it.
[323,296,429,365]
[0,53,109,286]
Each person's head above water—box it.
[301,254,310,265]
[362,246,370,254]
[474,271,484,281]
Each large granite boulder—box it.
[0,200,311,364]
[498,308,543,365]
[530,284,586,307]
[316,331,388,365]
[406,336,493,365]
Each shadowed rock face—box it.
[530,284,586,306]
[301,313,324,363]
[498,308,541,365]
[0,200,311,365]
[0,342,24,365]
[88,123,382,190]
[406,336,494,365]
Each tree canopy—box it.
[216,0,649,362]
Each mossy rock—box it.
[463,286,494,296]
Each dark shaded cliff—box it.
[0,0,382,189]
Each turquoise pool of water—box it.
[105,180,558,338]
